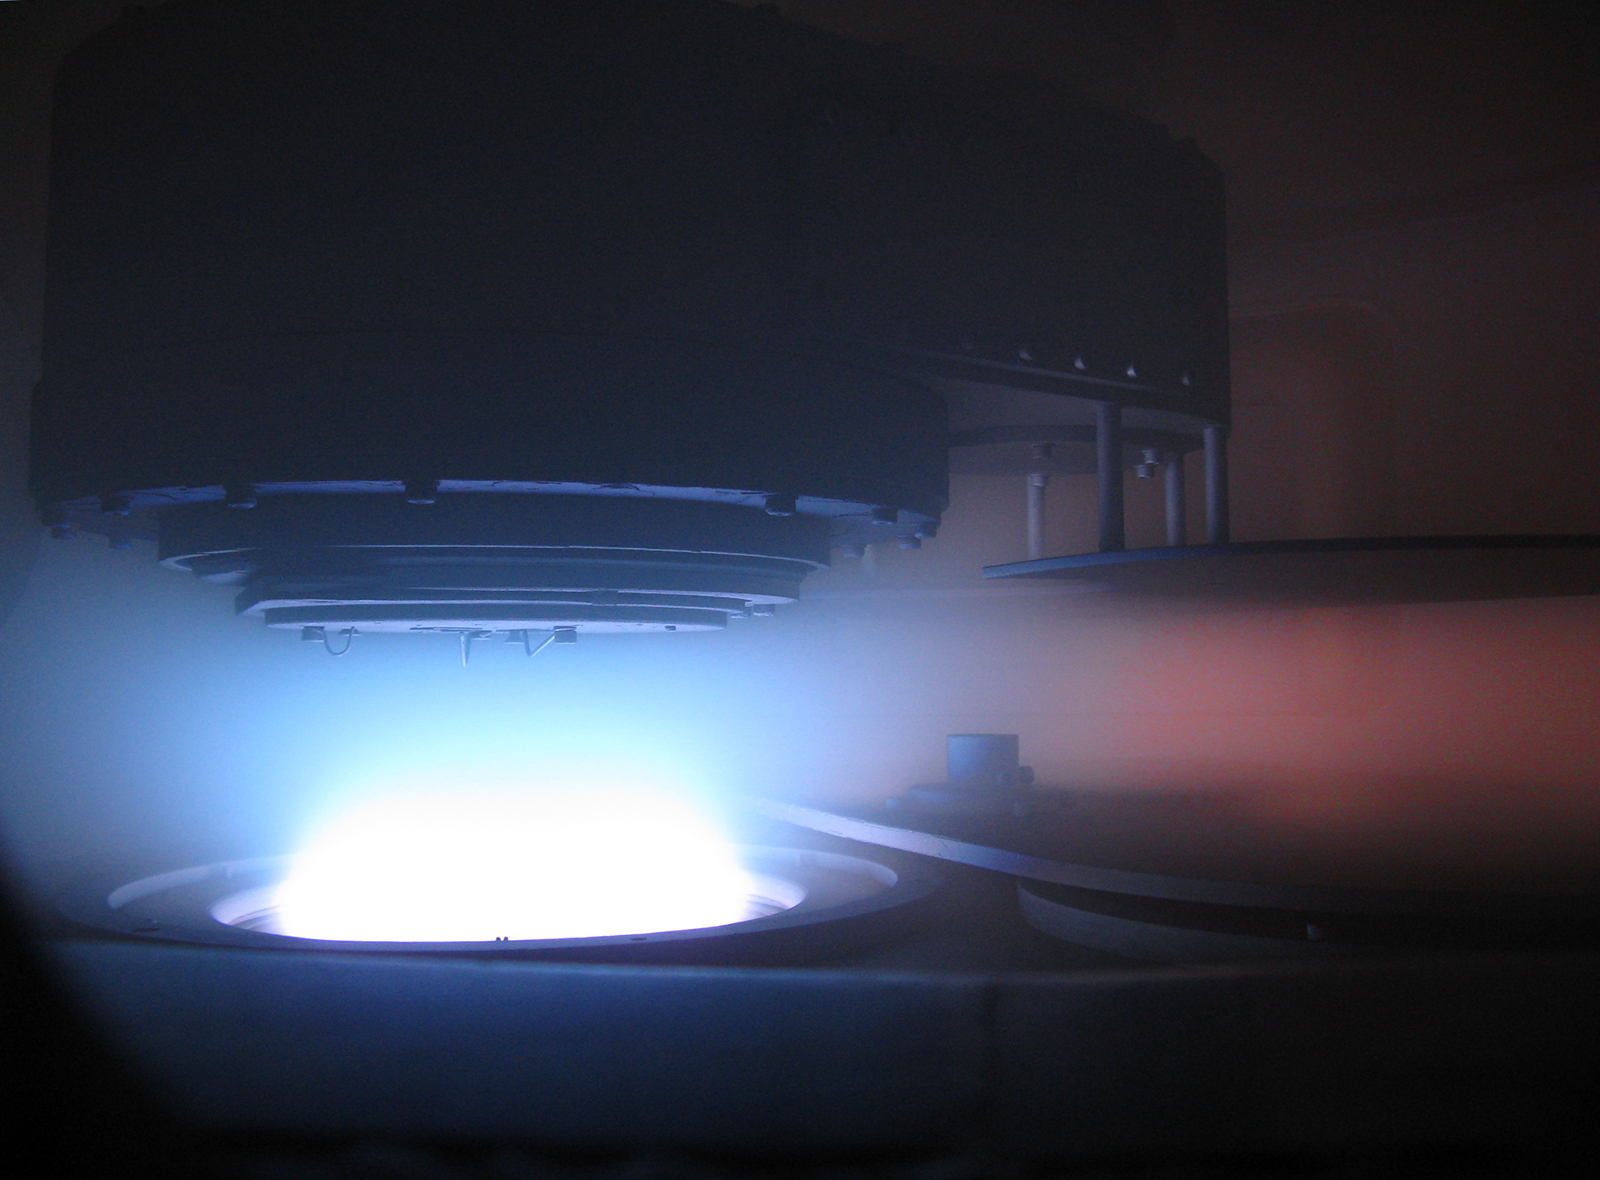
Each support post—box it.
[1164,452,1187,546]
[1203,424,1229,545]
[1096,403,1124,553]
[1026,443,1051,560]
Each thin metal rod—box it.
[1164,452,1187,546]
[1096,402,1124,552]
[1203,424,1229,545]
[1026,442,1051,560]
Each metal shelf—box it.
[984,535,1600,607]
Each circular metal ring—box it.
[60,846,941,966]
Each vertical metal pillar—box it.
[1026,442,1051,560]
[1096,402,1124,553]
[1164,452,1187,546]
[1203,424,1229,545]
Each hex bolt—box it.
[763,493,797,516]
[404,478,439,505]
[224,482,258,509]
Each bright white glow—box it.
[272,787,759,941]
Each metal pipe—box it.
[1026,443,1052,560]
[1165,452,1187,546]
[1203,425,1229,545]
[1096,403,1124,552]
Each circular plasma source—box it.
[272,789,762,943]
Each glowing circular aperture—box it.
[273,788,760,941]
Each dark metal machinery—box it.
[30,0,1229,635]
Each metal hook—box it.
[323,628,356,656]
[522,630,557,657]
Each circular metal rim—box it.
[59,845,941,959]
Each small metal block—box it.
[553,627,578,644]
[224,483,258,509]
[404,478,440,505]
[913,522,938,539]
[838,542,866,559]
[49,524,75,540]
[300,626,325,642]
[896,535,921,550]
[763,493,798,516]
[751,603,776,616]
[99,492,132,516]
[870,506,899,525]
[108,534,133,550]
